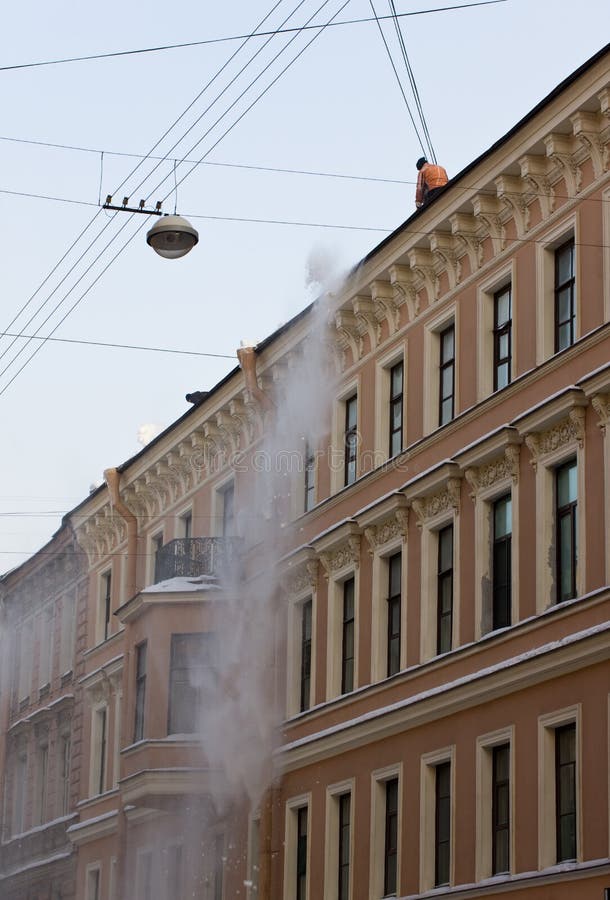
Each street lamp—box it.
[146,214,199,260]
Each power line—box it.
[0,331,236,359]
[387,0,437,163]
[0,2,507,73]
[0,0,293,380]
[367,0,428,158]
[0,0,354,397]
[0,135,410,184]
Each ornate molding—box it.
[592,393,610,433]
[464,446,520,502]
[429,232,461,289]
[518,154,555,219]
[388,264,418,323]
[412,478,461,527]
[282,558,319,596]
[571,110,608,179]
[449,213,483,274]
[352,295,378,352]
[472,195,505,256]
[495,175,530,237]
[319,535,361,578]
[334,308,361,362]
[544,133,582,197]
[524,408,586,469]
[407,248,439,302]
[363,509,409,555]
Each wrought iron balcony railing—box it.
[154,537,241,583]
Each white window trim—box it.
[472,477,519,639]
[423,305,457,436]
[538,704,582,869]
[147,531,164,586]
[96,568,112,643]
[85,863,102,900]
[535,213,578,364]
[374,343,407,463]
[287,591,317,718]
[476,261,515,402]
[331,379,360,495]
[89,702,109,797]
[475,726,515,881]
[176,504,194,539]
[326,568,360,701]
[213,475,235,537]
[419,512,460,663]
[370,537,407,683]
[419,746,455,893]
[369,763,402,900]
[324,778,355,900]
[283,793,311,900]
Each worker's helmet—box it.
[416,157,427,170]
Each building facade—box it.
[1,45,610,900]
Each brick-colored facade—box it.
[1,45,610,900]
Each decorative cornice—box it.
[407,248,438,302]
[591,393,610,433]
[319,534,361,578]
[411,477,461,527]
[363,508,409,555]
[525,407,586,469]
[388,264,418,323]
[464,445,520,502]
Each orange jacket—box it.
[416,163,448,205]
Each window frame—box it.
[555,458,577,604]
[555,723,577,862]
[436,524,454,655]
[386,552,402,677]
[492,493,512,630]
[284,795,311,900]
[369,765,402,900]
[100,570,112,642]
[491,743,510,875]
[538,705,581,869]
[300,598,313,712]
[344,394,358,487]
[493,284,512,392]
[434,762,451,887]
[304,441,316,513]
[475,727,514,881]
[554,238,576,353]
[383,777,399,896]
[341,577,355,695]
[133,640,147,743]
[438,325,455,427]
[388,361,404,459]
[420,747,455,891]
[167,632,213,736]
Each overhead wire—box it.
[0,0,355,398]
[0,332,236,358]
[0,2,506,73]
[0,0,288,361]
[387,0,437,163]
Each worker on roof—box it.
[415,157,448,208]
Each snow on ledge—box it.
[142,574,219,594]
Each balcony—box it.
[154,537,241,583]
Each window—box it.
[60,735,71,815]
[38,607,53,690]
[168,633,214,735]
[151,533,164,584]
[493,285,512,391]
[555,723,577,862]
[389,362,403,458]
[87,867,101,900]
[439,326,455,426]
[59,591,75,675]
[387,553,401,677]
[383,778,398,897]
[93,707,108,795]
[17,620,32,703]
[492,495,512,629]
[12,751,27,834]
[435,763,451,887]
[166,845,183,899]
[101,571,112,640]
[296,807,308,900]
[556,460,577,603]
[338,794,351,900]
[35,743,49,824]
[137,851,153,900]
[179,510,192,539]
[554,239,575,352]
[492,745,510,874]
[344,395,358,486]
[300,600,312,712]
[341,578,355,694]
[304,442,316,512]
[437,526,453,654]
[134,641,147,742]
[222,483,235,537]
[214,834,225,900]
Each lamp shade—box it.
[146,215,199,259]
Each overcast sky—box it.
[1,0,608,570]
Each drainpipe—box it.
[237,345,276,420]
[237,345,279,900]
[104,467,138,601]
[103,467,138,900]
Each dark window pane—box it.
[435,763,451,886]
[557,243,574,283]
[441,328,454,363]
[555,723,577,861]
